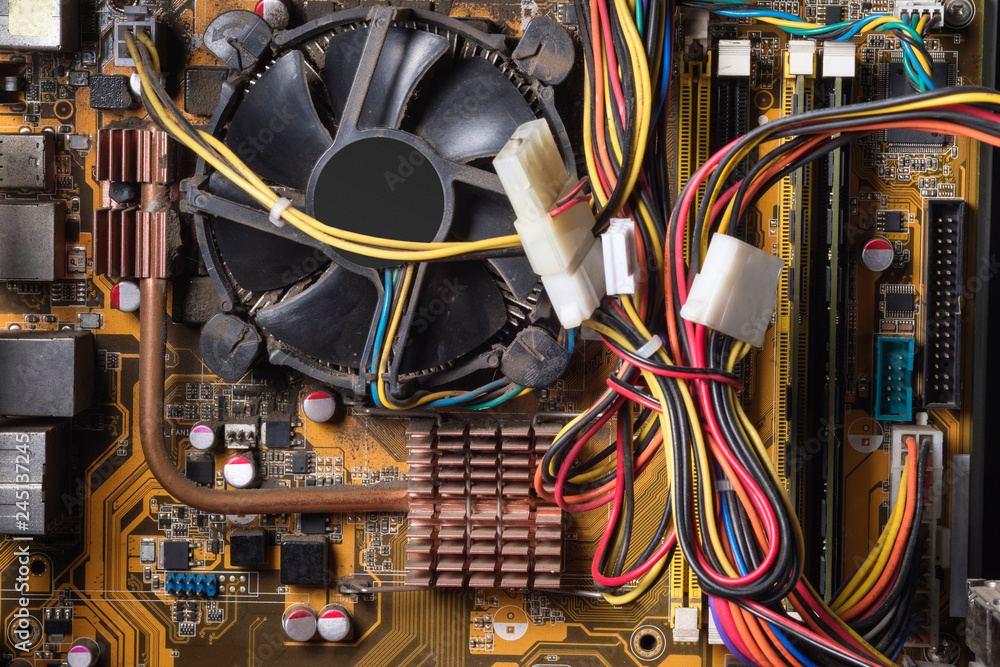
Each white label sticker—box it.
[9,0,53,37]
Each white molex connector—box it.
[601,218,638,295]
[679,234,784,348]
[494,119,605,328]
[822,41,857,78]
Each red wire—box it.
[553,393,628,512]
[745,600,884,667]
[550,195,592,218]
[601,336,745,389]
[605,377,662,412]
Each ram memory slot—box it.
[774,63,814,512]
[806,76,850,597]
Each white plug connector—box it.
[494,120,605,328]
[679,234,784,347]
[601,218,638,295]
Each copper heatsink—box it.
[405,418,565,589]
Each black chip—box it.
[45,619,72,636]
[885,292,915,315]
[161,540,190,571]
[300,514,327,534]
[280,535,328,586]
[825,4,843,24]
[883,211,904,233]
[185,456,214,485]
[264,421,291,449]
[229,527,268,568]
[89,75,132,110]
[291,451,309,474]
[887,62,950,144]
[184,67,227,116]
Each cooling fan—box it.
[189,8,576,395]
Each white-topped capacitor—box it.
[316,604,352,642]
[111,280,140,313]
[223,453,258,489]
[282,604,318,642]
[862,237,895,272]
[189,422,218,451]
[301,390,336,423]
[67,638,100,667]
[254,0,290,29]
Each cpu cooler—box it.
[187,7,576,395]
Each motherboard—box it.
[0,0,996,665]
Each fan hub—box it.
[308,135,446,268]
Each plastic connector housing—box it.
[875,336,915,421]
[822,41,856,78]
[494,119,605,328]
[601,218,638,295]
[890,420,944,649]
[787,40,817,76]
[717,40,751,77]
[679,234,784,347]
[892,0,945,23]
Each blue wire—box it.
[720,492,749,576]
[654,7,671,119]
[424,379,511,407]
[567,327,576,354]
[720,487,819,667]
[834,13,887,40]
[369,269,393,407]
[467,385,524,410]
[891,615,924,660]
[715,7,806,21]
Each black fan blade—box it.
[255,263,379,369]
[325,27,448,130]
[411,58,535,163]
[207,173,327,292]
[397,261,507,374]
[450,183,537,300]
[225,50,332,190]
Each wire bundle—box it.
[681,0,938,90]
[552,2,1000,656]
[123,31,523,264]
[124,12,1000,665]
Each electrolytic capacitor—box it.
[861,237,895,272]
[301,390,336,423]
[189,422,218,451]
[67,638,100,667]
[223,453,258,489]
[254,0,290,29]
[282,604,318,642]
[316,604,352,642]
[111,280,141,313]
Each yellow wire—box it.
[375,265,415,409]
[583,319,738,579]
[126,33,526,262]
[136,30,159,75]
[830,467,909,611]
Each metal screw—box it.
[944,0,975,28]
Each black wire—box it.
[680,85,999,272]
[850,440,932,632]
